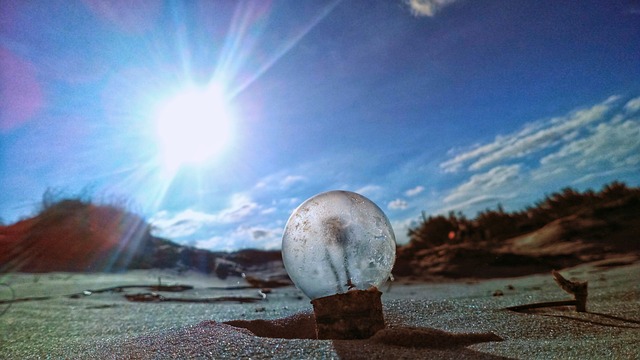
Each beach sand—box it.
[1,261,638,359]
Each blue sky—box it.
[1,0,639,251]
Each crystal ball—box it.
[282,190,396,300]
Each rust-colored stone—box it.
[311,287,385,339]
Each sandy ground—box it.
[1,262,638,359]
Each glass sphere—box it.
[282,190,396,300]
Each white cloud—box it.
[444,164,521,205]
[388,198,409,210]
[539,119,640,172]
[150,193,262,240]
[439,194,513,215]
[405,185,424,197]
[355,184,383,197]
[195,225,283,252]
[438,96,640,217]
[530,166,567,183]
[215,193,260,224]
[441,141,502,173]
[441,96,619,172]
[194,236,228,251]
[624,96,640,113]
[275,197,301,215]
[407,0,458,17]
[150,209,218,238]
[252,172,307,192]
[280,175,306,188]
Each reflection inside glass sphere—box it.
[281,190,396,300]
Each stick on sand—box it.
[507,270,588,312]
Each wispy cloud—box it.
[194,236,227,252]
[535,97,640,184]
[624,96,640,113]
[443,164,521,205]
[437,95,640,216]
[254,172,307,191]
[388,198,409,210]
[195,225,282,251]
[355,184,384,200]
[406,0,458,17]
[441,96,620,173]
[405,185,425,197]
[280,175,307,188]
[150,209,218,238]
[441,194,512,214]
[539,119,640,175]
[215,193,260,224]
[150,193,261,238]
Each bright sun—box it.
[155,83,233,170]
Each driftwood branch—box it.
[124,292,263,303]
[507,270,588,313]
[551,270,587,312]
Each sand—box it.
[1,262,639,359]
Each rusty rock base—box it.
[311,287,385,340]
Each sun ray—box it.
[231,0,343,98]
[215,0,343,99]
[215,2,266,85]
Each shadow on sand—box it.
[225,312,509,359]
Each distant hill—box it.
[395,182,640,279]
[0,198,282,278]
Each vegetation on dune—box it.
[393,181,640,278]
[34,189,150,245]
[0,189,282,276]
[406,181,640,251]
[0,189,157,272]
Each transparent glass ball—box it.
[282,190,396,300]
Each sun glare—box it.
[155,84,233,170]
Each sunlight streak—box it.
[214,1,269,85]
[225,0,343,99]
